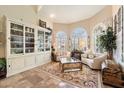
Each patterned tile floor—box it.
[0,62,112,88]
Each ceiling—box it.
[39,5,106,24]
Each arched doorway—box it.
[93,23,106,53]
[71,28,87,51]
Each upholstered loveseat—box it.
[81,53,107,69]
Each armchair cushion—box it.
[82,54,87,58]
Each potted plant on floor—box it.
[0,58,6,79]
[99,26,116,59]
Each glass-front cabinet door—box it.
[45,32,51,51]
[10,22,24,54]
[25,27,35,53]
[9,21,51,55]
[37,30,44,52]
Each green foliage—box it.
[99,26,116,53]
[0,58,6,71]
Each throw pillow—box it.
[88,54,95,59]
[82,54,87,58]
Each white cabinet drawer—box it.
[25,56,35,67]
[44,53,51,62]
[8,57,25,71]
[36,54,44,65]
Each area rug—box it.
[41,62,101,88]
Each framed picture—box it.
[39,20,46,28]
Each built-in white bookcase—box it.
[10,22,24,55]
[45,32,51,51]
[25,26,35,53]
[37,29,44,52]
[2,16,51,77]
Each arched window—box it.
[56,31,67,52]
[71,28,87,51]
[93,23,106,53]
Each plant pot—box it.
[0,58,6,79]
[107,52,113,60]
[0,70,6,79]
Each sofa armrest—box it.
[94,54,107,62]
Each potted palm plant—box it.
[0,58,6,79]
[99,26,116,59]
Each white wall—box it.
[53,6,112,52]
[0,5,53,28]
[0,5,38,25]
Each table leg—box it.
[59,62,61,70]
[80,63,82,71]
[61,64,64,72]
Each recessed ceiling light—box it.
[50,14,55,18]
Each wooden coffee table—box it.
[60,57,82,72]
